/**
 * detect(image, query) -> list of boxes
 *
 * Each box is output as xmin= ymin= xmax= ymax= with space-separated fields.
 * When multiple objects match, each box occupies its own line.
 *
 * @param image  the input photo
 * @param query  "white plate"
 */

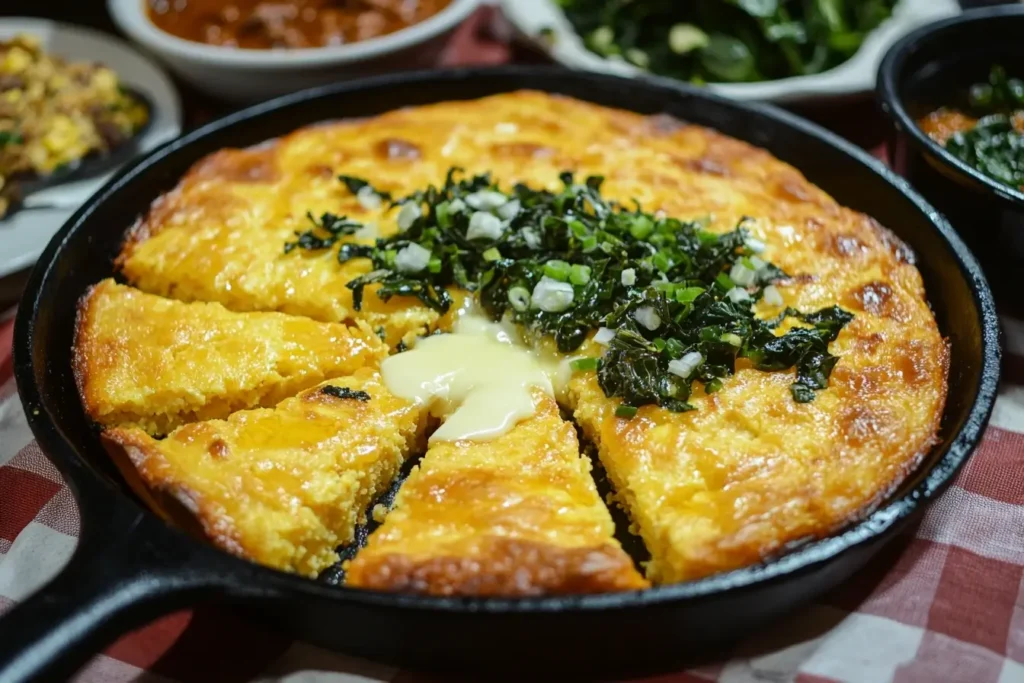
xmin=0 ymin=18 xmax=182 ymax=278
xmin=502 ymin=0 xmax=960 ymax=103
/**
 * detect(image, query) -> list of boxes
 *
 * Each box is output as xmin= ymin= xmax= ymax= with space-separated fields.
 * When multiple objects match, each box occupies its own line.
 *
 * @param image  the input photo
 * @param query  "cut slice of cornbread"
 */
xmin=566 ymin=313 xmax=946 ymax=584
xmin=103 ymin=371 xmax=428 ymax=577
xmin=74 ymin=279 xmax=387 ymax=435
xmin=345 ymin=392 xmax=647 ymax=595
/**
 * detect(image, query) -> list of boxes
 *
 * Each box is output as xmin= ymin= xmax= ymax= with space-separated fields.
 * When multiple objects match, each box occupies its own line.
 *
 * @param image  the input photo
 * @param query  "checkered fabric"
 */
xmin=1 ymin=306 xmax=1023 ymax=683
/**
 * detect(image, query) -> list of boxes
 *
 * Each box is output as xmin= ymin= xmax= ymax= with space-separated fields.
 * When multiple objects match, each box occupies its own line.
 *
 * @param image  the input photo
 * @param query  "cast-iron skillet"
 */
xmin=2 ymin=67 xmax=1001 ymax=682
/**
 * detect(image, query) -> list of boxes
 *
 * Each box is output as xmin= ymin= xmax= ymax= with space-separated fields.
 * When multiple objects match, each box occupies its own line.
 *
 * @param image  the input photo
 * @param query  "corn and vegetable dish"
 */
xmin=0 ymin=34 xmax=148 ymax=217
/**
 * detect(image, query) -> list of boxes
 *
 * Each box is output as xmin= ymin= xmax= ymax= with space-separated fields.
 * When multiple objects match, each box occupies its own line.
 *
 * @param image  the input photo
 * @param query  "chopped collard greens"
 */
xmin=285 ymin=168 xmax=853 ymax=414
xmin=320 ymin=386 xmax=371 ymax=401
xmin=553 ymin=0 xmax=899 ymax=84
xmin=943 ymin=66 xmax=1024 ymax=192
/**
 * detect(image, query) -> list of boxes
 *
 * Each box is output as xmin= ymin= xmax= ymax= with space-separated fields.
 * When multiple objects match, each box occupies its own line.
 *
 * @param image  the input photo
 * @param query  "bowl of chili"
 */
xmin=878 ymin=4 xmax=1024 ymax=316
xmin=108 ymin=0 xmax=480 ymax=102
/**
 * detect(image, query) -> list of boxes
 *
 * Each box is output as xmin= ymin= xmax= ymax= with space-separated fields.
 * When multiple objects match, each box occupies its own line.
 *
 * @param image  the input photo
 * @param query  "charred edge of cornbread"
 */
xmin=345 ymin=537 xmax=649 ymax=596
xmin=100 ymin=429 xmax=212 ymax=542
xmin=72 ymin=280 xmax=105 ymax=422
xmin=101 ymin=427 xmax=253 ymax=560
xmin=101 ymin=375 xmax=428 ymax=577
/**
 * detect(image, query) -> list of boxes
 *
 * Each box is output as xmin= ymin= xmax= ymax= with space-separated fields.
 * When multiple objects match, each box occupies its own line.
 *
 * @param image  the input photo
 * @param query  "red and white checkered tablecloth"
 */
xmin=1 ymin=313 xmax=1024 ymax=683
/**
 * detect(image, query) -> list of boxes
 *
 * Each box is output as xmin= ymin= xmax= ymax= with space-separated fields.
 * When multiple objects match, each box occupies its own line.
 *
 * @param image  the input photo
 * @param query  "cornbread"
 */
xmin=74 ymin=279 xmax=387 ymax=435
xmin=103 ymin=371 xmax=427 ymax=576
xmin=77 ymin=91 xmax=948 ymax=590
xmin=346 ymin=393 xmax=647 ymax=594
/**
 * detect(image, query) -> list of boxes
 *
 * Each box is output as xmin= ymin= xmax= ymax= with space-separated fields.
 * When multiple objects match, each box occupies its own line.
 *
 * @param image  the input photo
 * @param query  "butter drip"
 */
xmin=380 ymin=313 xmax=569 ymax=443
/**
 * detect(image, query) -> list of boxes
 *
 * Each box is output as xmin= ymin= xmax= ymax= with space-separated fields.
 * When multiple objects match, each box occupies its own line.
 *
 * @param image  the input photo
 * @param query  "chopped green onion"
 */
xmin=653 ymin=338 xmax=667 ymax=352
xmin=590 ymin=26 xmax=615 ymax=53
xmin=615 ymin=404 xmax=638 ymax=418
xmin=698 ymin=230 xmax=719 ymax=245
xmin=715 ymin=272 xmax=735 ymax=290
xmin=699 ymin=328 xmax=720 ymax=342
xmin=669 ymin=23 xmax=710 ymax=55
xmin=436 ymin=201 xmax=452 ymax=228
xmin=508 ymin=286 xmax=530 ymax=312
xmin=570 ymin=220 xmax=589 ymax=237
xmin=570 ymin=357 xmax=600 ymax=372
xmin=581 ymin=235 xmax=599 ymax=252
xmin=720 ymin=332 xmax=743 ymax=347
xmin=544 ymin=259 xmax=571 ymax=281
xmin=630 ymin=216 xmax=654 ymax=240
xmin=626 ymin=48 xmax=650 ymax=69
xmin=569 ymin=264 xmax=592 ymax=285
xmin=654 ymin=280 xmax=677 ymax=293
xmin=652 ymin=251 xmax=673 ymax=273
xmin=483 ymin=247 xmax=502 ymax=262
xmin=705 ymin=378 xmax=724 ymax=394
xmin=427 ymin=257 xmax=442 ymax=274
xmin=665 ymin=338 xmax=685 ymax=358
xmin=675 ymin=286 xmax=704 ymax=304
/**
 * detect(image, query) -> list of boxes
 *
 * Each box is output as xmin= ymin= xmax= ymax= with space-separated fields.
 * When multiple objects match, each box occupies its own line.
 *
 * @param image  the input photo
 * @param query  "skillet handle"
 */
xmin=0 ymin=495 xmax=233 ymax=683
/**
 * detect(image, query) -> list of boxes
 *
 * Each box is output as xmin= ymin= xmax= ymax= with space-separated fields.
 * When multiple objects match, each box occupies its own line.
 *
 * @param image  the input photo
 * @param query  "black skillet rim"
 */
xmin=14 ymin=65 xmax=1002 ymax=614
xmin=877 ymin=4 xmax=1024 ymax=208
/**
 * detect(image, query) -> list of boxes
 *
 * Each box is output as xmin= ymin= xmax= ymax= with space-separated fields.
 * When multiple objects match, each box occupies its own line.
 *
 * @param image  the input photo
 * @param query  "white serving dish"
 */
xmin=0 ymin=18 xmax=181 ymax=279
xmin=501 ymin=0 xmax=961 ymax=103
xmin=108 ymin=0 xmax=481 ymax=102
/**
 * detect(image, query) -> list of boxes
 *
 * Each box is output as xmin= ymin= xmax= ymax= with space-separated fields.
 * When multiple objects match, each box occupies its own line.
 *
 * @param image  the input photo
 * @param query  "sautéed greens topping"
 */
xmin=943 ymin=66 xmax=1024 ymax=191
xmin=284 ymin=168 xmax=853 ymax=413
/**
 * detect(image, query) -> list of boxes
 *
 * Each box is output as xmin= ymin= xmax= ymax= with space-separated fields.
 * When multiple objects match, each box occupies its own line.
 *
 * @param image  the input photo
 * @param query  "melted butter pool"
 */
xmin=381 ymin=312 xmax=572 ymax=443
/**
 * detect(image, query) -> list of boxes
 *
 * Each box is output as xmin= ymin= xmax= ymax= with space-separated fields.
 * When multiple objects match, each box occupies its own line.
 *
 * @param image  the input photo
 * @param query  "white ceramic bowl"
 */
xmin=108 ymin=0 xmax=481 ymax=102
xmin=502 ymin=0 xmax=960 ymax=103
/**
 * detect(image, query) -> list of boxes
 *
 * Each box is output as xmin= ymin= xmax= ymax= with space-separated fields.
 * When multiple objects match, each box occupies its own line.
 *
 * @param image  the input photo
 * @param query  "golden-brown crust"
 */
xmin=103 ymin=371 xmax=428 ymax=577
xmin=73 ymin=278 xmax=388 ymax=434
xmin=346 ymin=393 xmax=648 ymax=594
xmin=347 ymin=538 xmax=646 ymax=596
xmin=72 ymin=280 xmax=103 ymax=422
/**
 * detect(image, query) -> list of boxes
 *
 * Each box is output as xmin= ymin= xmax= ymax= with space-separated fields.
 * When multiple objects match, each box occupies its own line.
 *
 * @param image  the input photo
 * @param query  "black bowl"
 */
xmin=878 ymin=5 xmax=1024 ymax=317
xmin=1 ymin=67 xmax=1002 ymax=682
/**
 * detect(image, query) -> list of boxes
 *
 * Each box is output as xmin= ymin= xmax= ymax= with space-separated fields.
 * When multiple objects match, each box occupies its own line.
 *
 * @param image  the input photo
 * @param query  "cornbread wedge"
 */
xmin=103 ymin=371 xmax=427 ymax=577
xmin=565 ymin=195 xmax=948 ymax=584
xmin=346 ymin=393 xmax=647 ymax=595
xmin=74 ymin=279 xmax=387 ymax=435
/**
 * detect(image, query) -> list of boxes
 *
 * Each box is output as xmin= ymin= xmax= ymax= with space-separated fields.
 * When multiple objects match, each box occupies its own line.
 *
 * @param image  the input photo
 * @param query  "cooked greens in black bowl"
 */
xmin=878 ymin=5 xmax=1024 ymax=316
